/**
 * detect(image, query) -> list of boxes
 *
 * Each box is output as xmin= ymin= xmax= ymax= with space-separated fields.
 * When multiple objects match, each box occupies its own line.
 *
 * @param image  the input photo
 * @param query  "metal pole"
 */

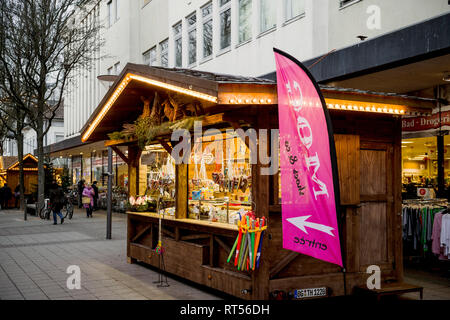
xmin=24 ymin=198 xmax=27 ymax=221
xmin=106 ymin=147 xmax=113 ymax=239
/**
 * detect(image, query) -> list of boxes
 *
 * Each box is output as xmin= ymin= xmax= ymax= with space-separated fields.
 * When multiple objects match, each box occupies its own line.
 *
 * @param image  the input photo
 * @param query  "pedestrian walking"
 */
xmin=14 ymin=184 xmax=20 ymax=209
xmin=82 ymin=183 xmax=95 ymax=218
xmin=77 ymin=179 xmax=85 ymax=208
xmin=49 ymin=181 xmax=65 ymax=225
xmin=92 ymin=181 xmax=99 ymax=211
xmin=1 ymin=184 xmax=12 ymax=210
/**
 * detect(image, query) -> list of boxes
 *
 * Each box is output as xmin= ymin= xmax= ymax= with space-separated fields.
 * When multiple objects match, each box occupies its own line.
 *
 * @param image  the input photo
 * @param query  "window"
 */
xmin=115 ymin=0 xmax=120 ymax=21
xmin=160 ymin=39 xmax=169 ymax=67
xmin=114 ymin=62 xmax=121 ymax=75
xmin=260 ymin=0 xmax=276 ymax=33
xmin=219 ymin=0 xmax=231 ymax=50
xmin=55 ymin=134 xmax=64 ymax=143
xmin=173 ymin=22 xmax=182 ymax=67
xmin=339 ymin=0 xmax=361 ymax=8
xmin=143 ymin=47 xmax=157 ymax=66
xmin=107 ymin=0 xmax=120 ymax=27
xmin=285 ymin=0 xmax=305 ymax=21
xmin=187 ymin=13 xmax=197 ymax=65
xmin=238 ymin=0 xmax=252 ymax=44
xmin=107 ymin=0 xmax=113 ymax=27
xmin=202 ymin=2 xmax=213 ymax=59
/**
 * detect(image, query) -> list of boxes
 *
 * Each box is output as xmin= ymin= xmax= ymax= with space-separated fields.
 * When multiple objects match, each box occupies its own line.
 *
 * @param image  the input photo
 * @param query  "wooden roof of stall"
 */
xmin=6 ymin=154 xmax=38 ymax=171
xmin=81 ymin=63 xmax=435 ymax=143
xmin=81 ymin=63 xmax=277 ymax=143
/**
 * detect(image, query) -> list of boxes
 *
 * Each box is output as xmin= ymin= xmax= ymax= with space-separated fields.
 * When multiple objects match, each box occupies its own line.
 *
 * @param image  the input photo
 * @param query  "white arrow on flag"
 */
xmin=286 ymin=215 xmax=335 ymax=237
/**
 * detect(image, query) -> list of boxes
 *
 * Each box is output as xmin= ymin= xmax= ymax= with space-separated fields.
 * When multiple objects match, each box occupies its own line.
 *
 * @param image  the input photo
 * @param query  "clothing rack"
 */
xmin=402 ymin=200 xmax=450 ymax=263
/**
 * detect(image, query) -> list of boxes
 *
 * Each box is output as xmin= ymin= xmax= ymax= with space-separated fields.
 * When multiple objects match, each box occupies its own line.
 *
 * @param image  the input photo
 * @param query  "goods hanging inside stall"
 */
xmin=80 ymin=63 xmax=433 ymax=299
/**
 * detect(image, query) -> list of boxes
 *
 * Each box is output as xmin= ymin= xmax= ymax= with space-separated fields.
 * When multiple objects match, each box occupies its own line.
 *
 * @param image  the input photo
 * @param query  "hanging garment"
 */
xmin=441 ymin=214 xmax=450 ymax=258
xmin=431 ymin=212 xmax=447 ymax=260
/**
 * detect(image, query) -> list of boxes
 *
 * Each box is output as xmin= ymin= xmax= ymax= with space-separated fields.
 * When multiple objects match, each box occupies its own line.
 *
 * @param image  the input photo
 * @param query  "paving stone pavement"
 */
xmin=0 ymin=208 xmax=221 ymax=300
xmin=1 ymin=208 xmax=449 ymax=301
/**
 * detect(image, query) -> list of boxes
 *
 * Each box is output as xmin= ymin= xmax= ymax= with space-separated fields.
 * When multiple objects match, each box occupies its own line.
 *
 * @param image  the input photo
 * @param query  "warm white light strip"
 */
xmin=229 ymin=98 xmax=273 ymax=104
xmin=129 ymin=74 xmax=218 ymax=103
xmin=327 ymin=103 xmax=406 ymax=115
xmin=82 ymin=73 xmax=218 ymax=142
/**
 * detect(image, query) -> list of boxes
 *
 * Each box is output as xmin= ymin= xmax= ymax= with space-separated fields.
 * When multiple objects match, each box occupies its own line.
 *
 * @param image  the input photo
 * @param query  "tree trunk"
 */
xmin=16 ymin=133 xmax=25 ymax=212
xmin=36 ymin=119 xmax=45 ymax=214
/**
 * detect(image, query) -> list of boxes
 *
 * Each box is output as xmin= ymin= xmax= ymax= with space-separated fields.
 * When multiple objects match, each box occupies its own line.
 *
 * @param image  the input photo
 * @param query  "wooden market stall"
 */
xmin=5 ymin=154 xmax=38 ymax=204
xmin=81 ymin=64 xmax=434 ymax=300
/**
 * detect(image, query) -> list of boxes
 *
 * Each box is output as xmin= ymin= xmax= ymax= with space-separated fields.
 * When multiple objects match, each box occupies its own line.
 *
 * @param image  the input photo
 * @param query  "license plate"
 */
xmin=294 ymin=287 xmax=327 ymax=299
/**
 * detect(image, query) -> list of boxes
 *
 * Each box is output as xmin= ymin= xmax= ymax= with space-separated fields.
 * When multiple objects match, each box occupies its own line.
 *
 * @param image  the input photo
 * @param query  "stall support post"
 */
xmin=250 ymin=115 xmax=271 ymax=300
xmin=128 ymin=145 xmax=141 ymax=197
xmin=107 ymin=147 xmax=113 ymax=240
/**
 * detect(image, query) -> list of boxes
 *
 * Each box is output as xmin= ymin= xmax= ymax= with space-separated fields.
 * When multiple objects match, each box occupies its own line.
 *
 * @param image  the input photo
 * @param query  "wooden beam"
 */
xmin=131 ymin=225 xmax=152 ymax=242
xmin=159 ymin=140 xmax=173 ymax=155
xmin=214 ymin=236 xmax=231 ymax=253
xmin=162 ymin=227 xmax=175 ymax=238
xmin=111 ymin=146 xmax=129 ymax=164
xmin=105 ymin=138 xmax=137 ymax=147
xmin=269 ymin=252 xmax=300 ymax=279
xmin=210 ymin=235 xmax=215 ymax=266
xmin=180 ymin=234 xmax=211 ymax=241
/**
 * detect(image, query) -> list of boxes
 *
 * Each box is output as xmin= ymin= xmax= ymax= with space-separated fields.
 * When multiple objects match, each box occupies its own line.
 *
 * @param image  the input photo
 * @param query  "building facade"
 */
xmin=64 ymin=0 xmax=450 ymax=140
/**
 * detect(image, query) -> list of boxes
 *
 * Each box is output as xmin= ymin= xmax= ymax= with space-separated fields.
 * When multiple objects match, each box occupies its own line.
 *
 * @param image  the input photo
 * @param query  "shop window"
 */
xmin=188 ymin=132 xmax=252 ymax=225
xmin=238 ymin=0 xmax=252 ymax=44
xmin=160 ymin=39 xmax=169 ymax=67
xmin=284 ymin=0 xmax=305 ymax=22
xmin=260 ymin=0 xmax=276 ymax=33
xmin=173 ymin=22 xmax=182 ymax=67
xmin=72 ymin=155 xmax=82 ymax=185
xmin=202 ymin=2 xmax=213 ymax=59
xmin=127 ymin=145 xmax=176 ymax=216
xmin=219 ymin=0 xmax=231 ymax=50
xmin=186 ymin=12 xmax=197 ymax=65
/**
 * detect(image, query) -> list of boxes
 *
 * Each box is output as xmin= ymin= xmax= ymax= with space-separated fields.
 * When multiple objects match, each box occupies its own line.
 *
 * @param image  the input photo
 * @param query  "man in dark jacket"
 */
xmin=92 ymin=181 xmax=99 ymax=211
xmin=49 ymin=181 xmax=65 ymax=225
xmin=77 ymin=179 xmax=85 ymax=208
xmin=1 ymin=184 xmax=12 ymax=209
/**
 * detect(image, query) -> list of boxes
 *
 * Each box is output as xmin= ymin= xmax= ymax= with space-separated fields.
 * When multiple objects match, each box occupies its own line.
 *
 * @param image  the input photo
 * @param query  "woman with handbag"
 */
xmin=82 ymin=183 xmax=95 ymax=218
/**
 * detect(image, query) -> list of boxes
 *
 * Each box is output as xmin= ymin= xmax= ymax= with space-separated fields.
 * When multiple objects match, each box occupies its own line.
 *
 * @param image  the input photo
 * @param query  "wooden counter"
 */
xmin=127 ymin=211 xmax=238 ymax=231
xmin=127 ymin=211 xmax=253 ymax=299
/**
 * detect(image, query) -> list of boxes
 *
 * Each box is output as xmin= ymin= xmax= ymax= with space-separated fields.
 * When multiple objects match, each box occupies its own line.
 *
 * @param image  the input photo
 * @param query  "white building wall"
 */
xmin=328 ymin=0 xmax=450 ymax=51
xmin=61 ymin=0 xmax=450 ymax=139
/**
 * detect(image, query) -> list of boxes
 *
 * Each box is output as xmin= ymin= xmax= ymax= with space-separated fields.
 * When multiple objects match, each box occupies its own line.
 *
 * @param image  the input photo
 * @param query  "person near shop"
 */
xmin=82 ymin=183 xmax=95 ymax=218
xmin=49 ymin=181 xmax=65 ymax=225
xmin=77 ymin=179 xmax=85 ymax=208
xmin=1 ymin=184 xmax=12 ymax=210
xmin=14 ymin=184 xmax=20 ymax=208
xmin=92 ymin=181 xmax=99 ymax=211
